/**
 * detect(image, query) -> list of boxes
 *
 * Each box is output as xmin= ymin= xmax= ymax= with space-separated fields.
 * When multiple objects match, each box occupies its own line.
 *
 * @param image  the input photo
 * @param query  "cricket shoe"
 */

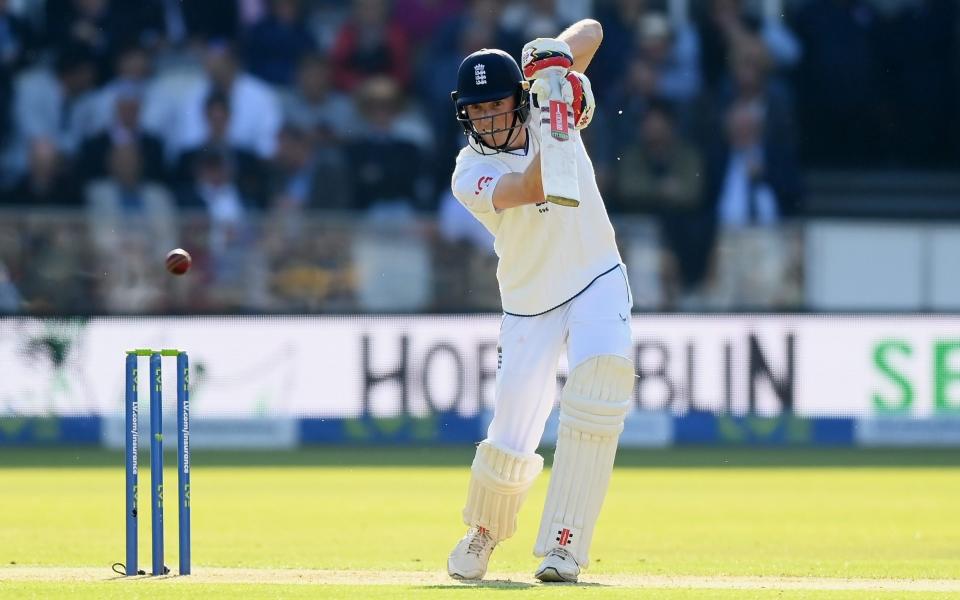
xmin=534 ymin=547 xmax=579 ymax=583
xmin=447 ymin=526 xmax=496 ymax=580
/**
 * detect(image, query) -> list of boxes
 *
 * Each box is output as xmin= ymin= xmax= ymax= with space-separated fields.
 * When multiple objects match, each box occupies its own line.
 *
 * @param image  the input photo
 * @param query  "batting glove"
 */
xmin=521 ymin=38 xmax=573 ymax=79
xmin=565 ymin=70 xmax=595 ymax=130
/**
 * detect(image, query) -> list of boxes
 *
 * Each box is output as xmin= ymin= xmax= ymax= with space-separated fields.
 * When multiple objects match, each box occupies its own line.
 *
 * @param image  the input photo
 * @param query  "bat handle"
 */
xmin=538 ymin=67 xmax=580 ymax=208
xmin=540 ymin=67 xmax=566 ymax=99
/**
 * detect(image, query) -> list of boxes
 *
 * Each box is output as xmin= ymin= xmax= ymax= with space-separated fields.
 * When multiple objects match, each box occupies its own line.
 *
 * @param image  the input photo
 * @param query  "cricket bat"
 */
xmin=538 ymin=67 xmax=580 ymax=208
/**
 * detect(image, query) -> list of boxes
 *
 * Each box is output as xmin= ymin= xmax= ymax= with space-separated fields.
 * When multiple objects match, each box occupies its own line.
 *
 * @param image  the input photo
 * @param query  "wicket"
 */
xmin=124 ymin=349 xmax=191 ymax=576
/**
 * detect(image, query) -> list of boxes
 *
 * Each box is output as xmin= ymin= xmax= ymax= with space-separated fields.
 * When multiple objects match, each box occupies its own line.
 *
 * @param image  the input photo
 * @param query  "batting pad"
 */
xmin=534 ymin=355 xmax=635 ymax=567
xmin=462 ymin=441 xmax=544 ymax=542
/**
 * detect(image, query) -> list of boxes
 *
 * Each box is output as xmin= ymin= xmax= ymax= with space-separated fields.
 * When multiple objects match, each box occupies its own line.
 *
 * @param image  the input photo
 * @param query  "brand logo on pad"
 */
xmin=555 ymin=528 xmax=573 ymax=546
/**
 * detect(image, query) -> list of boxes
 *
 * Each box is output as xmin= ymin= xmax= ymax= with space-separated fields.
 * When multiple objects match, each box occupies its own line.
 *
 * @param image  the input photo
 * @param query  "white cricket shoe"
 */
xmin=447 ymin=526 xmax=496 ymax=580
xmin=534 ymin=547 xmax=580 ymax=583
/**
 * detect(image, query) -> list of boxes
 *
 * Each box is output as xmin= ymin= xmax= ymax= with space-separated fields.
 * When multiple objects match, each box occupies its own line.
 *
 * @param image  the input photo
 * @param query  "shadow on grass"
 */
xmin=421 ymin=580 xmax=604 ymax=590
xmin=2 ymin=447 xmax=960 ymax=469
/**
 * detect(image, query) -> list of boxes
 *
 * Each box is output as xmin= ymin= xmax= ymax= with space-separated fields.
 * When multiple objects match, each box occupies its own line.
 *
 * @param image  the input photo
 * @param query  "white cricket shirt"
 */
xmin=451 ymin=120 xmax=624 ymax=316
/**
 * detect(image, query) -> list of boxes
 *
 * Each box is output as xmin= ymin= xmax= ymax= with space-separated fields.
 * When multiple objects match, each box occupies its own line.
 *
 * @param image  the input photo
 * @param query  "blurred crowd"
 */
xmin=0 ymin=0 xmax=957 ymax=314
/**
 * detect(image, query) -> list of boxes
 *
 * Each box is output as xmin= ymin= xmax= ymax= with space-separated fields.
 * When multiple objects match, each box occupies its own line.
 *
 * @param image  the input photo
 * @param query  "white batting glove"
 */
xmin=529 ymin=70 xmax=595 ymax=131
xmin=529 ymin=76 xmax=570 ymax=109
xmin=521 ymin=38 xmax=573 ymax=80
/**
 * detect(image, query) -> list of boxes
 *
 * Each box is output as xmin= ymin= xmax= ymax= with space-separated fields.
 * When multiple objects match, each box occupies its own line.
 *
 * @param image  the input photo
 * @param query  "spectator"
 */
xmin=714 ymin=39 xmax=796 ymax=152
xmin=86 ymin=142 xmax=177 ymax=253
xmin=0 ymin=0 xmax=37 ymax=146
xmin=81 ymin=43 xmax=156 ymax=138
xmin=635 ymin=12 xmax=702 ymax=134
xmin=502 ymin=0 xmax=570 ymax=41
xmin=556 ymin=0 xmax=592 ymax=24
xmin=637 ymin=13 xmax=701 ymax=107
xmin=344 ymin=76 xmax=431 ymax=216
xmin=238 ymin=0 xmax=268 ymax=29
xmin=268 ymin=123 xmax=351 ymax=213
xmin=281 ymin=53 xmax=361 ymax=141
xmin=792 ymin=0 xmax=886 ymax=165
xmin=705 ymin=97 xmax=803 ymax=310
xmin=0 ymin=0 xmax=35 ymax=73
xmin=394 ymin=0 xmax=463 ymax=47
xmin=159 ymin=41 xmax=281 ymax=159
xmin=3 ymin=45 xmax=97 ymax=181
xmin=4 ymin=139 xmax=78 ymax=206
xmin=180 ymin=148 xmax=259 ymax=286
xmin=616 ymin=102 xmax=703 ymax=215
xmin=86 ymin=142 xmax=177 ymax=312
xmin=43 ymin=0 xmax=113 ymax=60
xmin=346 ymin=50 xmax=432 ymax=150
xmin=120 ymin=0 xmax=217 ymax=49
xmin=331 ymin=0 xmax=411 ymax=91
xmin=615 ymin=102 xmax=709 ymax=295
xmin=708 ymin=100 xmax=801 ymax=228
xmin=77 ymin=83 xmax=167 ymax=185
xmin=591 ymin=0 xmax=647 ymax=98
xmin=242 ymin=0 xmax=316 ymax=86
xmin=697 ymin=0 xmax=801 ymax=92
xmin=431 ymin=0 xmax=521 ymax=62
xmin=603 ymin=53 xmax=660 ymax=156
xmin=175 ymin=91 xmax=267 ymax=203
xmin=44 ymin=0 xmax=169 ymax=58
xmin=419 ymin=15 xmax=496 ymax=111
xmin=299 ymin=0 xmax=353 ymax=51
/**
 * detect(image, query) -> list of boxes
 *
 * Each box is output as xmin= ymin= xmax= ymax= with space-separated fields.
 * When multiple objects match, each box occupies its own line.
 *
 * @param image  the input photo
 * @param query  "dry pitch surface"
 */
xmin=4 ymin=566 xmax=960 ymax=591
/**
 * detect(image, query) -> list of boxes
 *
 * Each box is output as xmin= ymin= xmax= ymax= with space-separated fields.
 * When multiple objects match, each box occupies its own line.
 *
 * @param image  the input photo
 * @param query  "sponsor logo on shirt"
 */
xmin=475 ymin=176 xmax=494 ymax=195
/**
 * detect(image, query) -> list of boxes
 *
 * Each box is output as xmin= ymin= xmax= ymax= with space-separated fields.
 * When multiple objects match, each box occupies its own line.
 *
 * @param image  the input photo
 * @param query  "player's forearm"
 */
xmin=558 ymin=19 xmax=603 ymax=73
xmin=524 ymin=151 xmax=545 ymax=202
xmin=492 ymin=155 xmax=545 ymax=210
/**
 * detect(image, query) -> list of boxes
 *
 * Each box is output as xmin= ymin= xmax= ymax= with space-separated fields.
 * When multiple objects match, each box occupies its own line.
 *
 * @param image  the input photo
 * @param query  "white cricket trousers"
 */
xmin=487 ymin=265 xmax=634 ymax=455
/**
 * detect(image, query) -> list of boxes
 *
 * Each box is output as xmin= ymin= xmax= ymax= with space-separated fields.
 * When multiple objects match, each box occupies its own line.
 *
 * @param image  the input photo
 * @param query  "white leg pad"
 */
xmin=462 ymin=440 xmax=543 ymax=542
xmin=534 ymin=355 xmax=634 ymax=567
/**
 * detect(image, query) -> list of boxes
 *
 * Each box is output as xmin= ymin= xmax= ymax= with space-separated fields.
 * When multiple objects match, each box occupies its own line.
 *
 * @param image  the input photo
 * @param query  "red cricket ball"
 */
xmin=165 ymin=248 xmax=192 ymax=275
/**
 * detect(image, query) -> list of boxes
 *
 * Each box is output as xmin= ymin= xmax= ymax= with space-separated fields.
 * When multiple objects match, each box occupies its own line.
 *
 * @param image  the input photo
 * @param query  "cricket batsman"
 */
xmin=446 ymin=20 xmax=635 ymax=583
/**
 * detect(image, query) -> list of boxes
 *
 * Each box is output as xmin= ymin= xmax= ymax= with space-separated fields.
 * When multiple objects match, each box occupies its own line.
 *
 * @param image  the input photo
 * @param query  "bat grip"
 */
xmin=544 ymin=68 xmax=565 ymax=100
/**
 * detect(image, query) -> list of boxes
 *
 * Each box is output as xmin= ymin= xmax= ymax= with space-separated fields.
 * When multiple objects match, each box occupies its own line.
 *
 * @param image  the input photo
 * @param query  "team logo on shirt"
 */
xmin=475 ymin=176 xmax=494 ymax=195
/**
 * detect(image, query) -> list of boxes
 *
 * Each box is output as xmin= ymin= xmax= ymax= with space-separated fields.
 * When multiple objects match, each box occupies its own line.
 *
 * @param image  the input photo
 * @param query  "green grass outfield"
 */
xmin=1 ymin=447 xmax=958 ymax=599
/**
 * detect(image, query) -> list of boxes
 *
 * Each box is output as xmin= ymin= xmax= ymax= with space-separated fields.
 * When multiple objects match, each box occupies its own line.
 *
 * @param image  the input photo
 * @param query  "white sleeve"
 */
xmin=762 ymin=21 xmax=802 ymax=68
xmin=254 ymin=87 xmax=282 ymax=158
xmin=451 ymin=161 xmax=510 ymax=215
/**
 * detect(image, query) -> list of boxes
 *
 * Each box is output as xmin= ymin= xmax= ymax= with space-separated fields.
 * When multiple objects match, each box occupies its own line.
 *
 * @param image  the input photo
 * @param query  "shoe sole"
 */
xmin=535 ymin=566 xmax=578 ymax=583
xmin=448 ymin=570 xmax=485 ymax=581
